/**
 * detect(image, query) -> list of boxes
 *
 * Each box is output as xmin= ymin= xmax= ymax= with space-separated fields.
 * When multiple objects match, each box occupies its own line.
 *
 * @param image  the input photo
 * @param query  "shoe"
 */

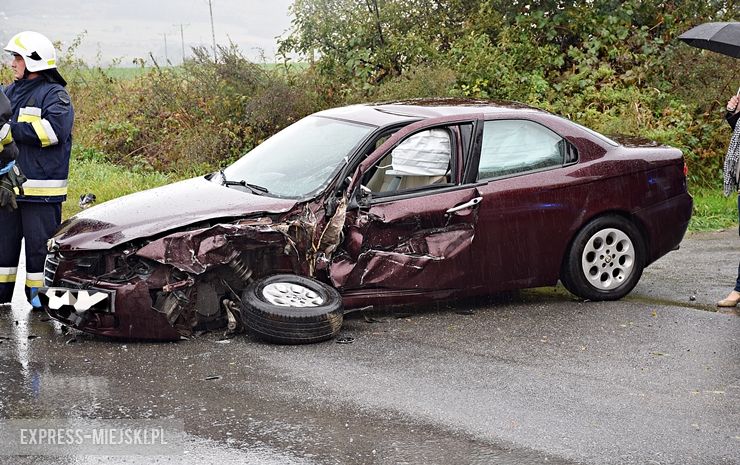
xmin=717 ymin=292 xmax=740 ymax=307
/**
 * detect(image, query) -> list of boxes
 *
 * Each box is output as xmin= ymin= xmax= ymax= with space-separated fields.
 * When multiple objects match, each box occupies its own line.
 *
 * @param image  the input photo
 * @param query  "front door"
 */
xmin=330 ymin=121 xmax=483 ymax=294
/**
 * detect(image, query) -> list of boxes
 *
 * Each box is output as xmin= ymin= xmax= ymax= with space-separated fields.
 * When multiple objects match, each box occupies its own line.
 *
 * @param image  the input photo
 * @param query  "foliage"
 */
xmin=58 ymin=42 xmax=320 ymax=173
xmin=688 ymin=188 xmax=738 ymax=232
xmin=280 ymin=0 xmax=739 ymax=186
xmin=372 ymin=65 xmax=457 ymax=101
xmin=280 ymin=0 xmax=480 ymax=97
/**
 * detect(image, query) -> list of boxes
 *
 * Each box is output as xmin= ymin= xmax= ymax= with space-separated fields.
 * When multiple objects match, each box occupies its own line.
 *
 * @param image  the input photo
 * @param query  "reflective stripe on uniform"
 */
xmin=14 ymin=178 xmax=68 ymax=197
xmin=0 ymin=267 xmax=18 ymax=283
xmin=31 ymin=119 xmax=58 ymax=147
xmin=18 ymin=107 xmax=58 ymax=147
xmin=25 ymin=272 xmax=44 ymax=288
xmin=0 ymin=124 xmax=11 ymax=146
xmin=18 ymin=106 xmax=41 ymax=123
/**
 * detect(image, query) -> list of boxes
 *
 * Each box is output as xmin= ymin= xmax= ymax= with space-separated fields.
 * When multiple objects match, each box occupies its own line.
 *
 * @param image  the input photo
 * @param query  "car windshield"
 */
xmin=222 ymin=116 xmax=376 ymax=198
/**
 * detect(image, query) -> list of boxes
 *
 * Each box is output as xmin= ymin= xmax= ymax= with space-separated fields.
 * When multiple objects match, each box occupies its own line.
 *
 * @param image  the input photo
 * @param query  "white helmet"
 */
xmin=4 ymin=31 xmax=57 ymax=72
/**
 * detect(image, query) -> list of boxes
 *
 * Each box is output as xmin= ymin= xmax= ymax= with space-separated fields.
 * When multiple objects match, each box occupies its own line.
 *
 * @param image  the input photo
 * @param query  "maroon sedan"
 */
xmin=39 ymin=100 xmax=692 ymax=343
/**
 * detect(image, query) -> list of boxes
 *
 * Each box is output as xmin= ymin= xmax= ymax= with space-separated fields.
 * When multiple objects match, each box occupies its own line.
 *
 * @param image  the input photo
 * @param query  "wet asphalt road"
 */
xmin=0 ymin=231 xmax=738 ymax=465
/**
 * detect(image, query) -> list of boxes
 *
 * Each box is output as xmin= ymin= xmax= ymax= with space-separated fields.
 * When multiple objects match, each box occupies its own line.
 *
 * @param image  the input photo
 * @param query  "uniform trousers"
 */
xmin=0 ymin=201 xmax=61 ymax=304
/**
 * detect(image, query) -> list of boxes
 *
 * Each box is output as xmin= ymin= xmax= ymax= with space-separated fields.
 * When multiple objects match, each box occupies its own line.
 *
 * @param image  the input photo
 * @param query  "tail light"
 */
xmin=683 ymin=162 xmax=688 ymax=177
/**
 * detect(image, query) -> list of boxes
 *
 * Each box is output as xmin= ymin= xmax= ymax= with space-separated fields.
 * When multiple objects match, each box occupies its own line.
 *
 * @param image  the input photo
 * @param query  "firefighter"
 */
xmin=0 ymin=31 xmax=74 ymax=307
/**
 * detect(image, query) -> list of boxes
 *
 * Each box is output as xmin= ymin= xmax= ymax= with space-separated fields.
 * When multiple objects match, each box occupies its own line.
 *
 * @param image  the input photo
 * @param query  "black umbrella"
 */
xmin=678 ymin=22 xmax=740 ymax=59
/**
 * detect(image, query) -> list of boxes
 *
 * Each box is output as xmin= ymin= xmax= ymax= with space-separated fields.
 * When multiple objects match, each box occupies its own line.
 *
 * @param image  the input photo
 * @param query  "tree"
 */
xmin=279 ymin=0 xmax=480 ymax=94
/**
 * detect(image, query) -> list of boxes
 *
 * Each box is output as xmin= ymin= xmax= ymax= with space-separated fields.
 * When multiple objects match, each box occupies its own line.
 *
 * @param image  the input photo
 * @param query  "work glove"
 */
xmin=0 ymin=142 xmax=17 ymax=165
xmin=0 ymin=161 xmax=27 ymax=211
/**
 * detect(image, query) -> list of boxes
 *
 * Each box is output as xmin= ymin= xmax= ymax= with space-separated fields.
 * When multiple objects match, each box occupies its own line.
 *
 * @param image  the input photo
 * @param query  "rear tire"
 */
xmin=561 ymin=215 xmax=645 ymax=301
xmin=241 ymin=274 xmax=343 ymax=344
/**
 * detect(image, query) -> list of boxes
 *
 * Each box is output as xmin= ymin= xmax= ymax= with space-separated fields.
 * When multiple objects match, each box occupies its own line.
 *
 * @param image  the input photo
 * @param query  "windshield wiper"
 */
xmin=223 ymin=178 xmax=269 ymax=195
xmin=215 ymin=170 xmax=269 ymax=195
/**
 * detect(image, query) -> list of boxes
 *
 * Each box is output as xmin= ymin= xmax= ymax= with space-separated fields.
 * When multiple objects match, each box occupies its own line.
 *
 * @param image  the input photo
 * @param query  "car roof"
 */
xmin=313 ymin=98 xmax=548 ymax=127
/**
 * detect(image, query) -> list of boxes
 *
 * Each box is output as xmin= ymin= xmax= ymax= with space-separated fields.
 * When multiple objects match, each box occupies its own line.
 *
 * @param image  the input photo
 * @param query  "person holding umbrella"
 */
xmin=679 ymin=22 xmax=740 ymax=307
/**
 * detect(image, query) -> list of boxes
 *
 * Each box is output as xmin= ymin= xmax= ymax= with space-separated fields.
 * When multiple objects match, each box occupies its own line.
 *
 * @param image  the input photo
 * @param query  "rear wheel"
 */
xmin=561 ymin=215 xmax=645 ymax=301
xmin=241 ymin=274 xmax=343 ymax=344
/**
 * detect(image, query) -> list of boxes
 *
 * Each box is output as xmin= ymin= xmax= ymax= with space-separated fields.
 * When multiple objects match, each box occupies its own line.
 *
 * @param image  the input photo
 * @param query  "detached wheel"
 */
xmin=241 ymin=274 xmax=343 ymax=344
xmin=561 ymin=215 xmax=645 ymax=301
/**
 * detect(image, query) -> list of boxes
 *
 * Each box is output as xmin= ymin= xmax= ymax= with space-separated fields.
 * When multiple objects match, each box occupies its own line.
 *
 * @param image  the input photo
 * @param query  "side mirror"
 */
xmin=325 ymin=195 xmax=337 ymax=217
xmin=348 ymin=183 xmax=372 ymax=210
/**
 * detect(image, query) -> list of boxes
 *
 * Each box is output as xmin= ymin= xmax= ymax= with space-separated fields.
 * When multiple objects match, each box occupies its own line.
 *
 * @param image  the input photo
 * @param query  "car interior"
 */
xmin=364 ymin=129 xmax=453 ymax=194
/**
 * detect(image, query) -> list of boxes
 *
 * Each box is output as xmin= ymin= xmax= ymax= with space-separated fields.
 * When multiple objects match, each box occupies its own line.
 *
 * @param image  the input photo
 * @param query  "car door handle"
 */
xmin=446 ymin=196 xmax=482 ymax=214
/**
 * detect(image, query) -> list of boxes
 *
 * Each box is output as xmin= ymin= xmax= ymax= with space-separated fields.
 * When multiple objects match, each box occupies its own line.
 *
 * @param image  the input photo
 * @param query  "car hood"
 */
xmin=54 ymin=176 xmax=298 ymax=250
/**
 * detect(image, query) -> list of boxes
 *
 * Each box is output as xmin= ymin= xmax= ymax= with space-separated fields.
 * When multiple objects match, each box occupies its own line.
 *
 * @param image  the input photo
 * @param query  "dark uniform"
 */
xmin=0 ymin=76 xmax=74 ymax=305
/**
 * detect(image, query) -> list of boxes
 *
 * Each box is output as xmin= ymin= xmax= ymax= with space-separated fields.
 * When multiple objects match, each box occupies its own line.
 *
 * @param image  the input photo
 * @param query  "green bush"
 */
xmin=61 ymin=43 xmax=321 ymax=174
xmin=280 ymin=0 xmax=737 ymax=188
xmin=372 ymin=65 xmax=458 ymax=101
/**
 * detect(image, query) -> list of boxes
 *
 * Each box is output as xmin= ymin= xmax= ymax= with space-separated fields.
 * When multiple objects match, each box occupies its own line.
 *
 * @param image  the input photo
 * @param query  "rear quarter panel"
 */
xmin=541 ymin=113 xmax=691 ymax=264
xmin=558 ymin=143 xmax=691 ymax=268
xmin=472 ymin=112 xmax=691 ymax=291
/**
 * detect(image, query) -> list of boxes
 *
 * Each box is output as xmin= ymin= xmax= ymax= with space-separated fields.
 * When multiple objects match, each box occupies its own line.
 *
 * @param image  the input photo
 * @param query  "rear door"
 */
xmin=464 ymin=118 xmax=585 ymax=291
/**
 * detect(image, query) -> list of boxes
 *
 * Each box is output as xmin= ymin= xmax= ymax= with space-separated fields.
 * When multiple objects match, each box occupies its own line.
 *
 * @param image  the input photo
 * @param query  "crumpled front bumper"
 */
xmin=38 ymin=286 xmax=115 ymax=326
xmin=37 ymin=280 xmax=181 ymax=341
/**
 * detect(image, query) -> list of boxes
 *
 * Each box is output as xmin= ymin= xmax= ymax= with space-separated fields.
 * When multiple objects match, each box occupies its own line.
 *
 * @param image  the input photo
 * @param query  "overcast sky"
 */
xmin=1 ymin=0 xmax=296 ymax=66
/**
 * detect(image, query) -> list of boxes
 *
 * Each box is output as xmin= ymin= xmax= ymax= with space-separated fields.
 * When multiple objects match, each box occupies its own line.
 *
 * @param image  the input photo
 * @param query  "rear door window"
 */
xmin=477 ymin=120 xmax=574 ymax=180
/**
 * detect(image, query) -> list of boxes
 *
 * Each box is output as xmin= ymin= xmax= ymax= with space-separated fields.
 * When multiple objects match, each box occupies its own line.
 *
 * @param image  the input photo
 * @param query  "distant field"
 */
xmin=69 ymin=62 xmax=308 ymax=81
xmin=99 ymin=67 xmax=149 ymax=79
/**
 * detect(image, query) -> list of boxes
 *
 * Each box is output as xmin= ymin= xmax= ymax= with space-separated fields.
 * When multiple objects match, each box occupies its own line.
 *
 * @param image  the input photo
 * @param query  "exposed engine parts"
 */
xmin=227 ymin=255 xmax=253 ymax=283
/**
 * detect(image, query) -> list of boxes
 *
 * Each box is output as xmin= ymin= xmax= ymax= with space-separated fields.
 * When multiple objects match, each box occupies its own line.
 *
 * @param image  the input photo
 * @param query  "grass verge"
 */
xmin=64 ymin=153 xmax=181 ymax=219
xmin=688 ymin=187 xmax=738 ymax=233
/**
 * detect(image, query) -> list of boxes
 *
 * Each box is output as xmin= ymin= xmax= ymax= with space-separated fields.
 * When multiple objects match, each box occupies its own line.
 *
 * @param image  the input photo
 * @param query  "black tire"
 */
xmin=561 ymin=215 xmax=645 ymax=301
xmin=240 ymin=274 xmax=343 ymax=344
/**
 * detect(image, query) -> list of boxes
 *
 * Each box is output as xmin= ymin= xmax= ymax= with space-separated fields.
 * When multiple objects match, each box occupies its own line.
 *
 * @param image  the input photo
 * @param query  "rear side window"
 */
xmin=477 ymin=120 xmax=575 ymax=180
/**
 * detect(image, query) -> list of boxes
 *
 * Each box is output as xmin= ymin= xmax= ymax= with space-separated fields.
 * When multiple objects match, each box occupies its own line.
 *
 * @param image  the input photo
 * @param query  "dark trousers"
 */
xmin=0 ymin=202 xmax=62 ymax=304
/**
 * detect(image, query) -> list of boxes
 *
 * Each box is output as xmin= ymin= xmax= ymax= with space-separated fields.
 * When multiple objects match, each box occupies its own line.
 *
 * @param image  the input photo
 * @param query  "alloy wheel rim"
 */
xmin=581 ymin=228 xmax=635 ymax=291
xmin=262 ymin=283 xmax=324 ymax=307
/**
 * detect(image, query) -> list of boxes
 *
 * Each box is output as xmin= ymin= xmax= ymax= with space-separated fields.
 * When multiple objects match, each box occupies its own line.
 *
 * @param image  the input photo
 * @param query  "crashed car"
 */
xmin=39 ymin=99 xmax=692 ymax=343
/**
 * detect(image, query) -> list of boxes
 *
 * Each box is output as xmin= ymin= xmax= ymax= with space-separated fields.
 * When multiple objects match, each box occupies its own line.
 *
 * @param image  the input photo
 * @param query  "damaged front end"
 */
xmin=40 ymin=216 xmax=296 ymax=340
xmin=39 ymin=198 xmax=348 ymax=341
xmin=39 ymin=244 xmax=178 ymax=339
